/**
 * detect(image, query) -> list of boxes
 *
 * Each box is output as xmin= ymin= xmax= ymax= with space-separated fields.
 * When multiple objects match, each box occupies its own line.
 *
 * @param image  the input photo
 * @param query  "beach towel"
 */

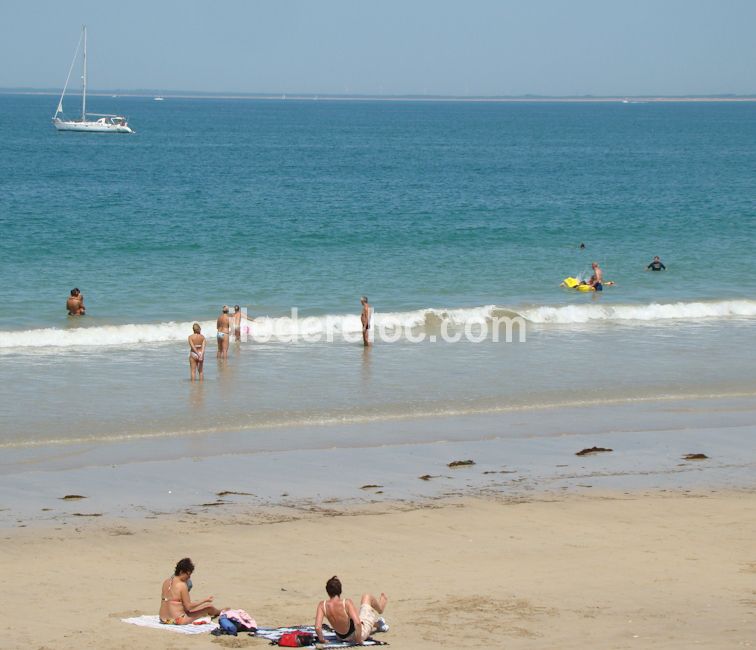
xmin=253 ymin=625 xmax=388 ymax=647
xmin=122 ymin=614 xmax=218 ymax=634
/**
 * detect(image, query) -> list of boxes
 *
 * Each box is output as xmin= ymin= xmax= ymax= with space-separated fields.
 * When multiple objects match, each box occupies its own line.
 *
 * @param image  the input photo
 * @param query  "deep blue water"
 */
xmin=1 ymin=94 xmax=755 ymax=331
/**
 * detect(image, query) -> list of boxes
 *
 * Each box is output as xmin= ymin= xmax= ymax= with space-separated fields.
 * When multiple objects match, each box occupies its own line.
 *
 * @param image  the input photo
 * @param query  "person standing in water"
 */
xmin=360 ymin=296 xmax=373 ymax=347
xmin=188 ymin=323 xmax=206 ymax=381
xmin=232 ymin=305 xmax=252 ymax=341
xmin=66 ymin=288 xmax=85 ymax=315
xmin=216 ymin=306 xmax=231 ymax=358
xmin=646 ymin=256 xmax=666 ymax=271
xmin=588 ymin=262 xmax=604 ymax=291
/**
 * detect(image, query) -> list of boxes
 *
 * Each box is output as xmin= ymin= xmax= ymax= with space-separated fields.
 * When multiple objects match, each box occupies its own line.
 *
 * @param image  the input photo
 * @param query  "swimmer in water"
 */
xmin=646 ymin=256 xmax=666 ymax=271
xmin=588 ymin=262 xmax=604 ymax=291
xmin=66 ymin=288 xmax=85 ymax=315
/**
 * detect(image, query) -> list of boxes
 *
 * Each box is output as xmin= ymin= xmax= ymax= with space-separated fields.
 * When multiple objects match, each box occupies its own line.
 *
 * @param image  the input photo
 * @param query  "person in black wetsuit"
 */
xmin=646 ymin=256 xmax=666 ymax=271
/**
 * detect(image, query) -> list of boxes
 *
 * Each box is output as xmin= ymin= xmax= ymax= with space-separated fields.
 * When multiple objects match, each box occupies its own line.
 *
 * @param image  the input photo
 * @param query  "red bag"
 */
xmin=277 ymin=631 xmax=315 ymax=647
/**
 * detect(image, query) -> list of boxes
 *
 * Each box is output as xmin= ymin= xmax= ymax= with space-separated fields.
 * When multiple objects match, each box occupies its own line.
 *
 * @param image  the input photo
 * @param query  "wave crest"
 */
xmin=519 ymin=299 xmax=756 ymax=324
xmin=0 ymin=299 xmax=754 ymax=350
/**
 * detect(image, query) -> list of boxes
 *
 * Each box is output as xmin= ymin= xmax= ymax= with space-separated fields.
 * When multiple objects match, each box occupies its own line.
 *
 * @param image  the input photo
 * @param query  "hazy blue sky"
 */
xmin=1 ymin=0 xmax=754 ymax=95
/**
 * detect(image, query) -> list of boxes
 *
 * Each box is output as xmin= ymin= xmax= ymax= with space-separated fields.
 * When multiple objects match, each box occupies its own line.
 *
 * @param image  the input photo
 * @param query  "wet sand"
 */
xmin=2 ymin=490 xmax=755 ymax=649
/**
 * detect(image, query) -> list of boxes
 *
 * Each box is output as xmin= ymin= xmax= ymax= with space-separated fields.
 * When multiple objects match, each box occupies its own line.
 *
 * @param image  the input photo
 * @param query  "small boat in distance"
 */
xmin=154 ymin=97 xmax=164 ymax=101
xmin=53 ymin=26 xmax=133 ymax=133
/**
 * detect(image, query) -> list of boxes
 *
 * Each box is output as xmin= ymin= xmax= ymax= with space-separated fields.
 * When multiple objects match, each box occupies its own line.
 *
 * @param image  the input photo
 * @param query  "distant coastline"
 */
xmin=2 ymin=87 xmax=756 ymax=103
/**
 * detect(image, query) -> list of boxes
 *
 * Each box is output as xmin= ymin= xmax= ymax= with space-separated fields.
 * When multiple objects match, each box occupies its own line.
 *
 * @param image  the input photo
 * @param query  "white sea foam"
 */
xmin=0 ymin=300 xmax=754 ymax=349
xmin=519 ymin=299 xmax=756 ymax=324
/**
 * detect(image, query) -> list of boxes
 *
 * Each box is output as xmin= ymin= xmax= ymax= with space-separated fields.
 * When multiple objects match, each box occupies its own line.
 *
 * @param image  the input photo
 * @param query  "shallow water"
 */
xmin=0 ymin=95 xmax=754 ymax=450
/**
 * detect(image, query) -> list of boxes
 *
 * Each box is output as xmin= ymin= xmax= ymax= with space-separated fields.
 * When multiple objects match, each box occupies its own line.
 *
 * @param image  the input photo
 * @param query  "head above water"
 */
xmin=326 ymin=575 xmax=342 ymax=598
xmin=174 ymin=557 xmax=194 ymax=577
xmin=654 ymin=256 xmax=660 ymax=261
xmin=192 ymin=323 xmax=201 ymax=334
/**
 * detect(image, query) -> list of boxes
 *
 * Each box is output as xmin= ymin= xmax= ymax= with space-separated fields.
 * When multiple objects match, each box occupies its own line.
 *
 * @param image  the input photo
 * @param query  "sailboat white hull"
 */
xmin=53 ymin=27 xmax=135 ymax=134
xmin=53 ymin=118 xmax=133 ymax=133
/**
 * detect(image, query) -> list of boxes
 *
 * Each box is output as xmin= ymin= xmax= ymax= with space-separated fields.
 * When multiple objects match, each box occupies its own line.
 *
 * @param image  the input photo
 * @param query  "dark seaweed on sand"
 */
xmin=575 ymin=447 xmax=613 ymax=456
xmin=448 ymin=459 xmax=476 ymax=468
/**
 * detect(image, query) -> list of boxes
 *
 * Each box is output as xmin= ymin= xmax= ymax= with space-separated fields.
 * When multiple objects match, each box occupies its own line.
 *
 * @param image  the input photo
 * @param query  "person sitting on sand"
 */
xmin=188 ymin=323 xmax=206 ymax=381
xmin=315 ymin=576 xmax=388 ymax=645
xmin=159 ymin=557 xmax=221 ymax=625
xmin=66 ymin=288 xmax=85 ymax=315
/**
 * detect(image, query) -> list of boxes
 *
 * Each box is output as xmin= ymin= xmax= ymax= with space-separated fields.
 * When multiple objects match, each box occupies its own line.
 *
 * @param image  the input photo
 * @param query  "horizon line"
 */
xmin=3 ymin=87 xmax=756 ymax=103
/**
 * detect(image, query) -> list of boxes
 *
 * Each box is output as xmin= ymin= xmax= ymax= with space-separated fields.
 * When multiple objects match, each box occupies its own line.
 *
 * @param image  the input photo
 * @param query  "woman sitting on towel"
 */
xmin=159 ymin=557 xmax=221 ymax=625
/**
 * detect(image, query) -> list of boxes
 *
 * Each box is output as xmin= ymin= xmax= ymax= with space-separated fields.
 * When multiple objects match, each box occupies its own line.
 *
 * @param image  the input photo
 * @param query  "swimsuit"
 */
xmin=161 ymin=578 xmax=191 ymax=625
xmin=325 ymin=600 xmax=356 ymax=641
xmin=594 ymin=282 xmax=603 ymax=291
xmin=217 ymin=332 xmax=226 ymax=340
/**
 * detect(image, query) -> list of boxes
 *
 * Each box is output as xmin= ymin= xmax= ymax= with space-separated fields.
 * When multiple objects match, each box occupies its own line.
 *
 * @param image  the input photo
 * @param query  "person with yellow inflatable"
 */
xmin=562 ymin=262 xmax=614 ymax=292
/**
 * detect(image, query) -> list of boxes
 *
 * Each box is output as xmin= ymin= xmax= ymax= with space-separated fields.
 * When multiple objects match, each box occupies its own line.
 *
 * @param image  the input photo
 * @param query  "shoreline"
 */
xmin=2 ymin=395 xmax=754 ymax=528
xmin=3 ymin=488 xmax=755 ymax=648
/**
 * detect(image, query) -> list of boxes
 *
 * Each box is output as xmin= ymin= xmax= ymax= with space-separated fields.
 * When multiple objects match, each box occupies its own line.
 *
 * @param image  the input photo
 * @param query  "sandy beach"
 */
xmin=3 ymin=489 xmax=754 ymax=649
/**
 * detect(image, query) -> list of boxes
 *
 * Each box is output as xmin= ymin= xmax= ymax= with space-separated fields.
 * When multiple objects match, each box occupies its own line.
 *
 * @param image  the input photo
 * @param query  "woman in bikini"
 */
xmin=188 ymin=323 xmax=206 ymax=381
xmin=159 ymin=557 xmax=221 ymax=625
xmin=315 ymin=575 xmax=388 ymax=645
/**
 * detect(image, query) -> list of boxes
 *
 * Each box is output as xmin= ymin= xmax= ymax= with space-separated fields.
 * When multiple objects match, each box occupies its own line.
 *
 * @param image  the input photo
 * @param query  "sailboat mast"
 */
xmin=81 ymin=25 xmax=87 ymax=121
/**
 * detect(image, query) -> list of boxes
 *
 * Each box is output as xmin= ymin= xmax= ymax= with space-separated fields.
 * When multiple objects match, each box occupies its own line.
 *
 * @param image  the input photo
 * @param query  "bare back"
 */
xmin=159 ymin=576 xmax=188 ymax=621
xmin=66 ymin=297 xmax=83 ymax=315
xmin=217 ymin=313 xmax=230 ymax=333
xmin=323 ymin=597 xmax=357 ymax=636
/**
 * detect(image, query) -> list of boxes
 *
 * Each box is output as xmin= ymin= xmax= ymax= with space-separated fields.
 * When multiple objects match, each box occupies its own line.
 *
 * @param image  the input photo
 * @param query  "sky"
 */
xmin=1 ymin=0 xmax=754 ymax=96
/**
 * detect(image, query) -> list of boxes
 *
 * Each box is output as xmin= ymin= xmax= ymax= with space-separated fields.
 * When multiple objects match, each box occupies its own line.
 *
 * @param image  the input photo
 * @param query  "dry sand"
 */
xmin=2 ymin=490 xmax=755 ymax=649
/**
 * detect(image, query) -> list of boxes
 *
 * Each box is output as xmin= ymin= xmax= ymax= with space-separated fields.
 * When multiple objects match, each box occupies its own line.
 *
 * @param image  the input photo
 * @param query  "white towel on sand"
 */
xmin=122 ymin=614 xmax=218 ymax=634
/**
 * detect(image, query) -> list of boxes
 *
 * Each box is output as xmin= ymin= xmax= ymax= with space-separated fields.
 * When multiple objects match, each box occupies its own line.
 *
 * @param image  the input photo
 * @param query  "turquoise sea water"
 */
xmin=0 ymin=94 xmax=755 ymax=449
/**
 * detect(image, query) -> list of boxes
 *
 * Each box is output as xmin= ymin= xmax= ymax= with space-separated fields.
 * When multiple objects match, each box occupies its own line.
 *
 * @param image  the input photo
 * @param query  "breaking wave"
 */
xmin=0 ymin=299 xmax=754 ymax=350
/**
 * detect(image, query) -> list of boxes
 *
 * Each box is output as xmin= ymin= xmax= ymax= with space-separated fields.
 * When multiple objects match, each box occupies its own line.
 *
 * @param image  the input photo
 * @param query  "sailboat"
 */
xmin=52 ymin=26 xmax=133 ymax=133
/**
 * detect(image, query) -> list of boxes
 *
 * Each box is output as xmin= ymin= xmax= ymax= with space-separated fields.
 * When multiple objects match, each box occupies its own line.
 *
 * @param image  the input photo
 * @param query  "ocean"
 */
xmin=1 ymin=93 xmax=755 ymax=453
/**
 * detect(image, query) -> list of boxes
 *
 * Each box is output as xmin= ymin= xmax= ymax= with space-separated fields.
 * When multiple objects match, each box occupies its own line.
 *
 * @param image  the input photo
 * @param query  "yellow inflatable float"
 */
xmin=562 ymin=277 xmax=613 ymax=291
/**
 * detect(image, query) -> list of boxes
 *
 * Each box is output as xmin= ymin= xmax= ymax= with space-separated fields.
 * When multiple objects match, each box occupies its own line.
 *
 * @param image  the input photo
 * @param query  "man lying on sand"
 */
xmin=159 ymin=557 xmax=222 ymax=625
xmin=315 ymin=575 xmax=388 ymax=645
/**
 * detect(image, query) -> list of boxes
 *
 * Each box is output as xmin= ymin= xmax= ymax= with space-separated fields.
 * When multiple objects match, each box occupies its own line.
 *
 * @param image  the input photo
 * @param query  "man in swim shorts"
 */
xmin=66 ymin=288 xmax=85 ymax=315
xmin=216 ymin=306 xmax=230 ymax=358
xmin=646 ymin=256 xmax=666 ymax=271
xmin=588 ymin=262 xmax=604 ymax=291
xmin=315 ymin=576 xmax=388 ymax=645
xmin=360 ymin=296 xmax=372 ymax=347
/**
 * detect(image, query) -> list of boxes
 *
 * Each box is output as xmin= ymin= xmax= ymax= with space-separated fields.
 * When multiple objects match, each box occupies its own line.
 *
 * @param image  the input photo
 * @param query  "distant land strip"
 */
xmin=3 ymin=88 xmax=756 ymax=103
